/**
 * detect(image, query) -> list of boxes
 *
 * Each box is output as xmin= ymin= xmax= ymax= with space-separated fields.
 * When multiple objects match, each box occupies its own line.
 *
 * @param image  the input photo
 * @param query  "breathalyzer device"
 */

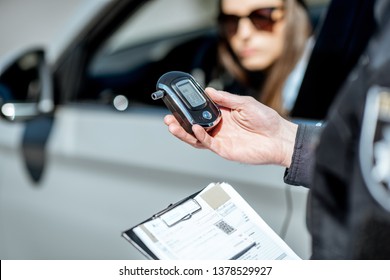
xmin=151 ymin=71 xmax=221 ymax=134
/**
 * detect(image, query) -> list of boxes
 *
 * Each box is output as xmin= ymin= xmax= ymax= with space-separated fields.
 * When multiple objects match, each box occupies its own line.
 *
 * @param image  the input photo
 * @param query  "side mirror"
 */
xmin=0 ymin=48 xmax=54 ymax=121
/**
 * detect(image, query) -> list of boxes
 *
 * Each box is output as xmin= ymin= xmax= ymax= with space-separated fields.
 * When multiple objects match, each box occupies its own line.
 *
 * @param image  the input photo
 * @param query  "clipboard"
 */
xmin=121 ymin=182 xmax=301 ymax=260
xmin=121 ymin=189 xmax=202 ymax=260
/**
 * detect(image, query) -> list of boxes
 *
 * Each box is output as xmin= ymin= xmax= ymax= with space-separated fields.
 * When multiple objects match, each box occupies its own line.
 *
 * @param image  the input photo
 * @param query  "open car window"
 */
xmin=82 ymin=0 xmax=332 ymax=112
xmin=84 ymin=0 xmax=219 ymax=105
xmin=101 ymin=0 xmax=218 ymax=55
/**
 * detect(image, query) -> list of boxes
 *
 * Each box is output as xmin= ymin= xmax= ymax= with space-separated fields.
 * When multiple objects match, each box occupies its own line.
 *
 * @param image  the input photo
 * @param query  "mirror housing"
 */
xmin=0 ymin=48 xmax=54 ymax=121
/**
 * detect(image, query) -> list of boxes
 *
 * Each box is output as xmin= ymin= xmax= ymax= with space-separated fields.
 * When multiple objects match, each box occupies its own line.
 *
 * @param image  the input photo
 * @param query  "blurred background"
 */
xmin=0 ymin=0 xmax=330 ymax=260
xmin=0 ymin=0 xmax=328 ymax=58
xmin=0 ymin=0 xmax=86 ymax=57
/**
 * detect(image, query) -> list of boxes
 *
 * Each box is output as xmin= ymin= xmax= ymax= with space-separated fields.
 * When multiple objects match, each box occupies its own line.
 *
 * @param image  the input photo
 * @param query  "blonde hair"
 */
xmin=217 ymin=0 xmax=311 ymax=116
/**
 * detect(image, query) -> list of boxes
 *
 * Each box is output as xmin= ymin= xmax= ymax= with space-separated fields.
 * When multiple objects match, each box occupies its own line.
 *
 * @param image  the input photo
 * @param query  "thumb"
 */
xmin=205 ymin=87 xmax=245 ymax=110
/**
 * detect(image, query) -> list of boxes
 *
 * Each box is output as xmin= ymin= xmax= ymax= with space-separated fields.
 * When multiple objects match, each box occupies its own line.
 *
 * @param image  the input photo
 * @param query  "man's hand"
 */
xmin=164 ymin=88 xmax=297 ymax=167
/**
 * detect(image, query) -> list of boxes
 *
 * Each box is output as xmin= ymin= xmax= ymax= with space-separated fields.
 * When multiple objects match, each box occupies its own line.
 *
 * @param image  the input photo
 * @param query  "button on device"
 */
xmin=202 ymin=110 xmax=212 ymax=120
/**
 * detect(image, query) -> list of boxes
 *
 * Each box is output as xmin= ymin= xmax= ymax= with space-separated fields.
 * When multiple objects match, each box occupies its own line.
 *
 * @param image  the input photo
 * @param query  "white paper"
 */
xmin=132 ymin=182 xmax=301 ymax=260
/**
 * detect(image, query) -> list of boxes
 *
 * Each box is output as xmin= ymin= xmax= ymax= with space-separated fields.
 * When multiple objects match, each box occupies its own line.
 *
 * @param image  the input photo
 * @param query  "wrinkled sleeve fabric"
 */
xmin=284 ymin=124 xmax=322 ymax=188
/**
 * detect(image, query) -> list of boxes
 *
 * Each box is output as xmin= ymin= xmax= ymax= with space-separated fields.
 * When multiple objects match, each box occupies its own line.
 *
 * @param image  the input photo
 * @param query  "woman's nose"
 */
xmin=235 ymin=17 xmax=255 ymax=39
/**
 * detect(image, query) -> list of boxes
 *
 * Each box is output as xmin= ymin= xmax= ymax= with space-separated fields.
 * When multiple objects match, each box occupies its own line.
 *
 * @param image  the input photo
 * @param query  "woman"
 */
xmin=212 ymin=0 xmax=312 ymax=116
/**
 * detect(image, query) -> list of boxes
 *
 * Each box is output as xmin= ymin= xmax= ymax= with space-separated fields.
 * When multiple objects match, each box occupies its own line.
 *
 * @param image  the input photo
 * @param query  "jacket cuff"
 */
xmin=284 ymin=124 xmax=321 ymax=187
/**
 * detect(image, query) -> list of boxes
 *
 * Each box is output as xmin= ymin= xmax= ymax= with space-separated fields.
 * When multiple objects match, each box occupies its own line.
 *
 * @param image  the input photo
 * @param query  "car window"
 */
xmin=84 ymin=0 xmax=219 ymax=107
xmin=102 ymin=0 xmax=218 ymax=55
xmin=89 ymin=0 xmax=218 ymax=74
xmin=83 ymin=0 xmax=331 ymax=110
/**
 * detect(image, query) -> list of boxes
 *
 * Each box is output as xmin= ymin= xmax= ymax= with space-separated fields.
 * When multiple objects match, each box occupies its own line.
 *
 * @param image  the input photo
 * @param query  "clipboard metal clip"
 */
xmin=154 ymin=199 xmax=202 ymax=227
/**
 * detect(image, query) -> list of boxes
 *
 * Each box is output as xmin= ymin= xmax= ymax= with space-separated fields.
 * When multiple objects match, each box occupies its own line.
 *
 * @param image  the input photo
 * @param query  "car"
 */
xmin=0 ymin=0 xmax=331 ymax=259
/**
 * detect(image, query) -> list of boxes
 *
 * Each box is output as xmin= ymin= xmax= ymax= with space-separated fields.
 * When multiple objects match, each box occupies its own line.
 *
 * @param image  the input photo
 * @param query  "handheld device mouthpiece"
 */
xmin=151 ymin=90 xmax=165 ymax=100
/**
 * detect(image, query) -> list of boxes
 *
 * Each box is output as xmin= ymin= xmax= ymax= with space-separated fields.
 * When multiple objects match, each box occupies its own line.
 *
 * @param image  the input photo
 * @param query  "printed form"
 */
xmin=132 ymin=182 xmax=301 ymax=260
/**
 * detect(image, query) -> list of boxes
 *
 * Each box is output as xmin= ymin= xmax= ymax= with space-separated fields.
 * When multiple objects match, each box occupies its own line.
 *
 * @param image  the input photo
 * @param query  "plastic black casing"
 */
xmin=154 ymin=71 xmax=221 ymax=134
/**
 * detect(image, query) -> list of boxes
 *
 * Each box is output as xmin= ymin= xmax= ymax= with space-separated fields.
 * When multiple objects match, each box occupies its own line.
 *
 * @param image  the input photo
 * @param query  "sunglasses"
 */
xmin=218 ymin=7 xmax=284 ymax=35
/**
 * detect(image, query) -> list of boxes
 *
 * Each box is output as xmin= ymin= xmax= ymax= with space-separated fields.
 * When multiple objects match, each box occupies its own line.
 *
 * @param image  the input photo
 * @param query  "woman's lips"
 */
xmin=239 ymin=48 xmax=257 ymax=58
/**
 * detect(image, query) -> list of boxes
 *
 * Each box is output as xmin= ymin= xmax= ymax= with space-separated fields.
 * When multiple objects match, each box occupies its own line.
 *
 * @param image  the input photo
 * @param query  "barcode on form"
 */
xmin=215 ymin=220 xmax=236 ymax=235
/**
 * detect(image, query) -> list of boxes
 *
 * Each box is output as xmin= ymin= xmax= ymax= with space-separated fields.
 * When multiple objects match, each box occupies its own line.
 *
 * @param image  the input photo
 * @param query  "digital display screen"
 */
xmin=176 ymin=79 xmax=206 ymax=108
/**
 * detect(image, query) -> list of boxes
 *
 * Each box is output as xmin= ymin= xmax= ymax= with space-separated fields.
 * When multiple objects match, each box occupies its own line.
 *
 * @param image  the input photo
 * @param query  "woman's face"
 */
xmin=220 ymin=0 xmax=286 ymax=71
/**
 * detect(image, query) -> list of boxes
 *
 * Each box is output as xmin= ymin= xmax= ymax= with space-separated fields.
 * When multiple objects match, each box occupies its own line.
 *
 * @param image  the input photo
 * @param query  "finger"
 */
xmin=205 ymin=87 xmax=247 ymax=110
xmin=165 ymin=118 xmax=206 ymax=149
xmin=164 ymin=114 xmax=177 ymax=126
xmin=168 ymin=124 xmax=200 ymax=147
xmin=192 ymin=124 xmax=214 ymax=150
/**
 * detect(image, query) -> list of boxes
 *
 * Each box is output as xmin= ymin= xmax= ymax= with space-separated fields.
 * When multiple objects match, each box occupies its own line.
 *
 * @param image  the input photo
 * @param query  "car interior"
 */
xmin=83 ymin=0 xmax=331 ymax=112
xmin=87 ymin=28 xmax=219 ymax=107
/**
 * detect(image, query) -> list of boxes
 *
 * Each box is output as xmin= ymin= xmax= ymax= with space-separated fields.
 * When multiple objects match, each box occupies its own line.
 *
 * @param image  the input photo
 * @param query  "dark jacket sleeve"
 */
xmin=283 ymin=124 xmax=322 ymax=188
